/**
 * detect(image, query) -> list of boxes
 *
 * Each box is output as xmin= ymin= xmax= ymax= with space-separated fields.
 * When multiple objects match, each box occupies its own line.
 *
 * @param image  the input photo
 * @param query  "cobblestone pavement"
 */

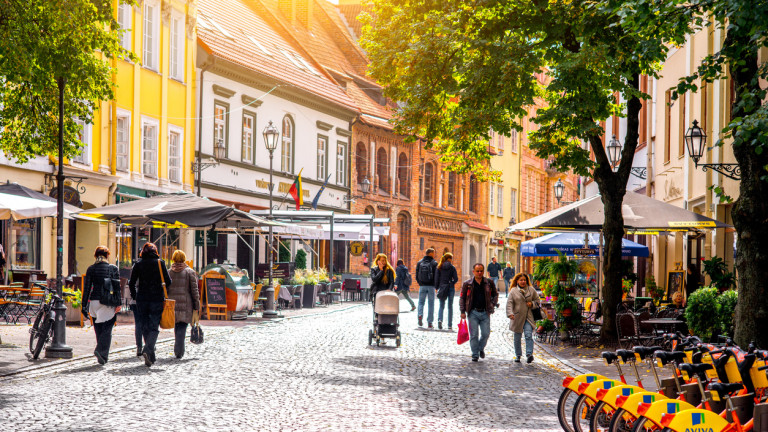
xmin=0 ymin=301 xmax=576 ymax=431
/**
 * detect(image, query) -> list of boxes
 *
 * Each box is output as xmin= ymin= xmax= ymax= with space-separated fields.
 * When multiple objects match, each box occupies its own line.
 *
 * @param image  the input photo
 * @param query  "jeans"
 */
xmin=438 ymin=288 xmax=455 ymax=328
xmin=137 ymin=301 xmax=164 ymax=358
xmin=468 ymin=309 xmax=491 ymax=358
xmin=503 ymin=278 xmax=512 ymax=297
xmin=490 ymin=277 xmax=499 ymax=286
xmin=417 ymin=285 xmax=435 ymax=324
xmin=514 ymin=320 xmax=535 ymax=358
xmin=174 ymin=322 xmax=188 ymax=358
xmin=396 ymin=289 xmax=416 ymax=309
xmin=130 ymin=304 xmax=143 ymax=351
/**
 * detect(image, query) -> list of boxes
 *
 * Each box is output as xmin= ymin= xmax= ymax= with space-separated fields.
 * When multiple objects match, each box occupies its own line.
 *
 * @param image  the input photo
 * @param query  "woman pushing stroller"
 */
xmin=370 ymin=253 xmax=395 ymax=302
xmin=369 ymin=253 xmax=401 ymax=347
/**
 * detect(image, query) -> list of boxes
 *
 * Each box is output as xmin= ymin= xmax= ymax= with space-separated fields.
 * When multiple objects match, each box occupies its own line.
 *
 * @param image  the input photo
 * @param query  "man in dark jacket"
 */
xmin=394 ymin=259 xmax=416 ymax=311
xmin=128 ymin=243 xmax=171 ymax=367
xmin=415 ymin=248 xmax=438 ymax=328
xmin=460 ymin=263 xmax=499 ymax=362
xmin=487 ymin=257 xmax=502 ymax=287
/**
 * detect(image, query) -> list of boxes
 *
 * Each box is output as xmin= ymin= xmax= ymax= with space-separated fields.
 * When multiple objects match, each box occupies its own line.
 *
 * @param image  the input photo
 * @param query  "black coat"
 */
xmin=434 ymin=261 xmax=458 ymax=291
xmin=83 ymin=261 xmax=119 ymax=304
xmin=128 ymin=252 xmax=172 ymax=303
xmin=395 ymin=264 xmax=410 ymax=291
xmin=502 ymin=267 xmax=515 ymax=280
xmin=370 ymin=266 xmax=395 ymax=294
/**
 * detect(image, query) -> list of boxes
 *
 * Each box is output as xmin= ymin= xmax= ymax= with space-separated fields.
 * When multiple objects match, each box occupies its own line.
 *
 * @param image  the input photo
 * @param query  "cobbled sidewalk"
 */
xmin=0 ymin=301 xmax=577 ymax=431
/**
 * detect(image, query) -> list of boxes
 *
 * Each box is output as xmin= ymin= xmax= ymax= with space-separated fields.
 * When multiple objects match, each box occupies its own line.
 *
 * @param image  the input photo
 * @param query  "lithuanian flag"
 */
xmin=289 ymin=168 xmax=304 ymax=210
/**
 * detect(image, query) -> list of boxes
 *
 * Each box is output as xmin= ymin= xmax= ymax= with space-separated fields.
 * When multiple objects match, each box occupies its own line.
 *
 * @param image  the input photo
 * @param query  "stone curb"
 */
xmin=0 ymin=302 xmax=366 ymax=379
xmin=533 ymin=339 xmax=592 ymax=375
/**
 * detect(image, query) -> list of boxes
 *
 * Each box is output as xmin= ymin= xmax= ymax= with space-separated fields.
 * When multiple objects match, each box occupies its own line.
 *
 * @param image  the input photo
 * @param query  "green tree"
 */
xmin=0 ymin=0 xmax=134 ymax=162
xmin=295 ymin=249 xmax=307 ymax=270
xmin=617 ymin=0 xmax=768 ymax=347
xmin=361 ymin=0 xmax=663 ymax=342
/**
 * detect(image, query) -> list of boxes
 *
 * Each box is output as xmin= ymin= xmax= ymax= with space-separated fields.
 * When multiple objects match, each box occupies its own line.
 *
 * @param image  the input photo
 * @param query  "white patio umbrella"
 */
xmin=0 ymin=192 xmax=59 ymax=220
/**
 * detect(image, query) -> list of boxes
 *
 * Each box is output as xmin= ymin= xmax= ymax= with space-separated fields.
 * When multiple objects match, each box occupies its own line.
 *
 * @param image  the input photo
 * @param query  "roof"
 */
xmin=197 ymin=0 xmax=358 ymax=113
xmin=464 ymin=220 xmax=492 ymax=231
xmin=336 ymin=3 xmax=365 ymax=39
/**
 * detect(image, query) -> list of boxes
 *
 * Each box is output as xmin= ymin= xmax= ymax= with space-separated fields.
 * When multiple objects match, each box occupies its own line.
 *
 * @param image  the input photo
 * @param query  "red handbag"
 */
xmin=457 ymin=319 xmax=469 ymax=345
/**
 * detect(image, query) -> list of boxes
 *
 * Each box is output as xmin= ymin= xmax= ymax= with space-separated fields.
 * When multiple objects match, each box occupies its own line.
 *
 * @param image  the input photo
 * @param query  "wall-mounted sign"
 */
xmin=49 ymin=185 xmax=83 ymax=207
xmin=194 ymin=229 xmax=218 ymax=247
xmin=349 ymin=241 xmax=364 ymax=256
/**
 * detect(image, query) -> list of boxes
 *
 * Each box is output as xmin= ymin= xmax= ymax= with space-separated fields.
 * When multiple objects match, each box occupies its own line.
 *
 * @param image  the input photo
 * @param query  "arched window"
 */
xmin=356 ymin=142 xmax=368 ymax=185
xmin=447 ymin=172 xmax=457 ymax=207
xmin=423 ymin=162 xmax=434 ymax=203
xmin=469 ymin=175 xmax=478 ymax=212
xmin=376 ymin=147 xmax=389 ymax=193
xmin=398 ymin=152 xmax=409 ymax=198
xmin=397 ymin=211 xmax=411 ymax=265
xmin=281 ymin=115 xmax=294 ymax=173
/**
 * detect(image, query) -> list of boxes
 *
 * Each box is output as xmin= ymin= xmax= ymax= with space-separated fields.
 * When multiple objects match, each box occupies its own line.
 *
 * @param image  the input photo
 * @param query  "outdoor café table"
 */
xmin=641 ymin=318 xmax=684 ymax=334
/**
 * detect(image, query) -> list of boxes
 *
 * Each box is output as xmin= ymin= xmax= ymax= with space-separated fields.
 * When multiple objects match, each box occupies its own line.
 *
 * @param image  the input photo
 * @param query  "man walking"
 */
xmin=487 ymin=257 xmax=502 ymax=290
xmin=415 ymin=248 xmax=438 ymax=328
xmin=460 ymin=263 xmax=499 ymax=362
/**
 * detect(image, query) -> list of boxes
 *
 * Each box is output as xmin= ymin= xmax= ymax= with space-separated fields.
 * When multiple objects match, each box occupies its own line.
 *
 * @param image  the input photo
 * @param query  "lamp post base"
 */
xmin=262 ymin=310 xmax=279 ymax=318
xmin=45 ymin=301 xmax=73 ymax=359
xmin=45 ymin=344 xmax=74 ymax=359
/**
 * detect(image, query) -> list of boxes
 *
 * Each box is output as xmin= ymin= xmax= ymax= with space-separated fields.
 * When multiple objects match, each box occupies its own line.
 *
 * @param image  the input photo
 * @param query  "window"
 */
xmin=72 ymin=119 xmax=91 ymax=165
xmin=497 ymin=132 xmax=504 ymax=152
xmin=116 ymin=112 xmax=130 ymax=172
xmin=664 ymin=90 xmax=671 ymax=162
xmin=168 ymin=129 xmax=181 ymax=183
xmin=469 ymin=175 xmax=478 ymax=212
xmin=117 ymin=3 xmax=132 ymax=51
xmin=142 ymin=1 xmax=159 ymax=70
xmin=398 ymin=152 xmax=409 ymax=198
xmin=678 ymin=94 xmax=686 ymax=157
xmin=142 ymin=120 xmax=158 ymax=177
xmin=510 ymin=129 xmax=518 ymax=152
xmin=242 ymin=113 xmax=254 ymax=163
xmin=213 ymin=103 xmax=228 ymax=158
xmin=281 ymin=115 xmax=294 ymax=172
xmin=336 ymin=141 xmax=347 ymax=186
xmin=447 ymin=172 xmax=456 ymax=207
xmin=489 ymin=183 xmax=495 ymax=215
xmin=376 ymin=147 xmax=389 ymax=193
xmin=423 ymin=163 xmax=434 ymax=203
xmin=355 ymin=142 xmax=367 ymax=184
xmin=317 ymin=135 xmax=328 ymax=180
xmin=169 ymin=15 xmax=185 ymax=80
xmin=510 ymin=189 xmax=517 ymax=222
xmin=497 ymin=184 xmax=504 ymax=216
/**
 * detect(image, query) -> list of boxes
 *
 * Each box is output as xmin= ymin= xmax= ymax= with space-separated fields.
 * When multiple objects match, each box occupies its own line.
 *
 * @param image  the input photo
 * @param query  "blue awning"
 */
xmin=521 ymin=232 xmax=649 ymax=257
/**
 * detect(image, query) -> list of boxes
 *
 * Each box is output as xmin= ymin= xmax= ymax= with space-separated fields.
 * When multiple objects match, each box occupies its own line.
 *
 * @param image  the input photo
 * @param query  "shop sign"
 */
xmin=494 ymin=231 xmax=507 ymax=238
xmin=349 ymin=241 xmax=364 ymax=256
xmin=49 ymin=185 xmax=82 ymax=207
xmin=574 ymin=248 xmax=596 ymax=256
xmin=194 ymin=229 xmax=218 ymax=247
xmin=255 ymin=262 xmax=294 ymax=279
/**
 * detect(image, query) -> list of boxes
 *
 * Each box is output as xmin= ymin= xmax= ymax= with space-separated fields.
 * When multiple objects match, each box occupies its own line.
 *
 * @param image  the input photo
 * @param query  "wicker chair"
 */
xmin=617 ymin=312 xmax=639 ymax=349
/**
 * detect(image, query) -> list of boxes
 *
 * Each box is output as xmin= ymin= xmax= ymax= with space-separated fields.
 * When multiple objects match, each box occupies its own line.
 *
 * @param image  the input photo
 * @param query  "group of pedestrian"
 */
xmin=81 ymin=242 xmax=200 ymax=367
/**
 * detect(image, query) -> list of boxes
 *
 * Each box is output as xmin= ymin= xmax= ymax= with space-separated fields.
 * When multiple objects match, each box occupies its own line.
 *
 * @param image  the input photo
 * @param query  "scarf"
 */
xmin=95 ymin=256 xmax=108 ymax=264
xmin=171 ymin=262 xmax=188 ymax=273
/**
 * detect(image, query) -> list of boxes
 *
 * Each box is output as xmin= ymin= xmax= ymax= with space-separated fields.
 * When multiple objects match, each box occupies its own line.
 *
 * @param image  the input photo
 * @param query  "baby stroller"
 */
xmin=368 ymin=290 xmax=401 ymax=347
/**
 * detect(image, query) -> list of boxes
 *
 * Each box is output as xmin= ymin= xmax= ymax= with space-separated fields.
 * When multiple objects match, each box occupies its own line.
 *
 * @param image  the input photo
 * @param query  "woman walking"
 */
xmin=370 ymin=253 xmax=395 ymax=299
xmin=82 ymin=246 xmax=120 ymax=365
xmin=434 ymin=252 xmax=458 ymax=330
xmin=506 ymin=273 xmax=540 ymax=363
xmin=502 ymin=262 xmax=515 ymax=297
xmin=128 ymin=243 xmax=171 ymax=367
xmin=167 ymin=250 xmax=200 ymax=359
xmin=394 ymin=259 xmax=416 ymax=311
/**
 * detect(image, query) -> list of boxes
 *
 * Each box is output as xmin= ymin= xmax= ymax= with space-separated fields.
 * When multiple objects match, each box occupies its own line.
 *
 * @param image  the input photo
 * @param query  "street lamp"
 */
xmin=213 ymin=138 xmax=227 ymax=160
xmin=262 ymin=120 xmax=279 ymax=318
xmin=553 ymin=178 xmax=565 ymax=204
xmin=606 ymin=135 xmax=648 ymax=179
xmin=685 ymin=119 xmax=741 ymax=180
xmin=360 ymin=176 xmax=371 ymax=195
xmin=192 ymin=138 xmax=225 ymax=196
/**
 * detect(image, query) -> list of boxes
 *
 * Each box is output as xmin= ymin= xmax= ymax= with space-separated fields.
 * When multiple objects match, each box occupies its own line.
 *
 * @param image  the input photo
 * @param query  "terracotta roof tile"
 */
xmin=336 ymin=4 xmax=365 ymax=39
xmin=464 ymin=220 xmax=492 ymax=231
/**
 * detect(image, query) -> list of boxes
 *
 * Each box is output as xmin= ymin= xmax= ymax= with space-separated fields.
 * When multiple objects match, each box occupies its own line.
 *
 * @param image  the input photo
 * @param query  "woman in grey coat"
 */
xmin=505 ymin=273 xmax=540 ymax=363
xmin=167 ymin=250 xmax=200 ymax=359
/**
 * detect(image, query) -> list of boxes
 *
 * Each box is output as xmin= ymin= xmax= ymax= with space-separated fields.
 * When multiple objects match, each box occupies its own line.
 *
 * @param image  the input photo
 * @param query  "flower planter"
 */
xmin=550 ymin=296 xmax=558 ymax=302
xmin=561 ymin=308 xmax=572 ymax=317
xmin=65 ymin=302 xmax=83 ymax=327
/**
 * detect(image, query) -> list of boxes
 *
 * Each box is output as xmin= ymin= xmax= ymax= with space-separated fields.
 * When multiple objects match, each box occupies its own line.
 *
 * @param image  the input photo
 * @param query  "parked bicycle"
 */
xmin=29 ymin=285 xmax=74 ymax=359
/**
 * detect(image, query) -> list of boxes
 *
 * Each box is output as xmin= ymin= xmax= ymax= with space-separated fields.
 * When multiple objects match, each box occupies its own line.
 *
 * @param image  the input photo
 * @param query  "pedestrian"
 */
xmin=686 ymin=265 xmax=701 ymax=296
xmin=434 ymin=252 xmax=458 ymax=330
xmin=0 ymin=242 xmax=6 ymax=281
xmin=502 ymin=262 xmax=515 ymax=298
xmin=487 ymin=256 xmax=502 ymax=288
xmin=415 ymin=247 xmax=438 ymax=328
xmin=128 ymin=242 xmax=172 ymax=367
xmin=167 ymin=250 xmax=200 ymax=359
xmin=394 ymin=259 xmax=416 ymax=311
xmin=459 ymin=263 xmax=499 ymax=362
xmin=81 ymin=246 xmax=120 ymax=365
xmin=506 ymin=273 xmax=540 ymax=363
xmin=371 ymin=253 xmax=395 ymax=301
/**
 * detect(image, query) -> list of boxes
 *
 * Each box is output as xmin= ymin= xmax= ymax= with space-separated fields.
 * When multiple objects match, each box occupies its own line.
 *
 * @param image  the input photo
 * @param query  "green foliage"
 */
xmin=544 ymin=250 xmax=580 ymax=281
xmin=0 ymin=0 xmax=136 ymax=162
xmin=702 ymin=256 xmax=736 ymax=292
xmin=554 ymin=294 xmax=582 ymax=328
xmin=62 ymin=287 xmax=82 ymax=310
xmin=619 ymin=260 xmax=638 ymax=285
xmin=532 ymin=257 xmax=553 ymax=283
xmin=536 ymin=318 xmax=555 ymax=333
xmin=717 ymin=290 xmax=738 ymax=337
xmin=278 ymin=240 xmax=291 ymax=263
xmin=685 ymin=287 xmax=720 ymax=341
xmin=294 ymin=249 xmax=307 ymax=270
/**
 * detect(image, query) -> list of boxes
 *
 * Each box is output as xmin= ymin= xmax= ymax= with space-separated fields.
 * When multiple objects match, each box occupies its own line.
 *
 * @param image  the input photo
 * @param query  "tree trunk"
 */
xmin=728 ymin=32 xmax=768 ymax=348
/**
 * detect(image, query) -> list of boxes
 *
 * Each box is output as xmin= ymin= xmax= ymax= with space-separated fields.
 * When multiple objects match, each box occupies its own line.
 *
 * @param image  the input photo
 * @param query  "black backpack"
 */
xmin=417 ymin=259 xmax=435 ymax=285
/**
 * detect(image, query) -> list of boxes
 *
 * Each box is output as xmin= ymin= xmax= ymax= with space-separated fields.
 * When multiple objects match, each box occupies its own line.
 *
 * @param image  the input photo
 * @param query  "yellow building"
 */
xmin=486 ymin=129 xmax=522 ymax=274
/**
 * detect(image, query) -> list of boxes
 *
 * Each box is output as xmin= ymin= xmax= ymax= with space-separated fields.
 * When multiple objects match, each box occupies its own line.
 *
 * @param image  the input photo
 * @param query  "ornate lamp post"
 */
xmin=606 ymin=135 xmax=647 ymax=179
xmin=685 ymin=119 xmax=741 ymax=180
xmin=192 ymin=138 xmax=224 ymax=196
xmin=262 ymin=121 xmax=280 ymax=318
xmin=553 ymin=178 xmax=565 ymax=204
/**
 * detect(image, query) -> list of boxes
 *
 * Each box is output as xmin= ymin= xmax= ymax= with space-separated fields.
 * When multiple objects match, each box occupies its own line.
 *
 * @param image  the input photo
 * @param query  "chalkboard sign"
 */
xmin=204 ymin=276 xmax=227 ymax=306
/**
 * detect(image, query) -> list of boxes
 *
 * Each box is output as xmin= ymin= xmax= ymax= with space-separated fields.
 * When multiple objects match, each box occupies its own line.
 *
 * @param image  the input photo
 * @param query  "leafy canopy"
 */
xmin=0 ymin=0 xmax=135 ymax=163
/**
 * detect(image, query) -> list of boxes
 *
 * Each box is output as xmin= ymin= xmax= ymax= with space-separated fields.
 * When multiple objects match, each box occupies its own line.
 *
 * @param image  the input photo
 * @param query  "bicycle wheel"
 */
xmin=557 ymin=387 xmax=579 ymax=432
xmin=630 ymin=416 xmax=659 ymax=432
xmin=31 ymin=315 xmax=52 ymax=359
xmin=572 ymin=394 xmax=597 ymax=432
xmin=588 ymin=401 xmax=614 ymax=432
xmin=28 ymin=308 xmax=45 ymax=354
xmin=607 ymin=408 xmax=635 ymax=432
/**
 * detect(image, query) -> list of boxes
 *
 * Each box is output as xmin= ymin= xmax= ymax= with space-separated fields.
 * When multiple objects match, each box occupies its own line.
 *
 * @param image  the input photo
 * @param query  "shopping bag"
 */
xmin=158 ymin=260 xmax=176 ymax=330
xmin=457 ymin=319 xmax=469 ymax=345
xmin=190 ymin=310 xmax=204 ymax=344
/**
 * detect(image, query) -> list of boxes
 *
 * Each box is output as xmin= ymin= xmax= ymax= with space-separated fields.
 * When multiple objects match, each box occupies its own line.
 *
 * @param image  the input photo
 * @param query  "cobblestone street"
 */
xmin=0 ymin=301 xmax=574 ymax=431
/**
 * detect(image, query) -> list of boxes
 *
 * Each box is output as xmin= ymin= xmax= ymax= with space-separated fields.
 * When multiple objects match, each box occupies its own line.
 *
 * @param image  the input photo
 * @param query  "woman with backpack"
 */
xmin=394 ymin=259 xmax=416 ymax=311
xmin=434 ymin=252 xmax=458 ymax=330
xmin=82 ymin=246 xmax=121 ymax=365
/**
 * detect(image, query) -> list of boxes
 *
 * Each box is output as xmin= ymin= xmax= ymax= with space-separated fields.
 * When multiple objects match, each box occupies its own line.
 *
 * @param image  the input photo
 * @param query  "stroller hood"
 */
xmin=374 ymin=290 xmax=400 ymax=315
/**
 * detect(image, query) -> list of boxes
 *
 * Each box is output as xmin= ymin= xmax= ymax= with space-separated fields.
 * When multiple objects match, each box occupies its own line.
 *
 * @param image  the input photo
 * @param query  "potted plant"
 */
xmin=536 ymin=318 xmax=555 ymax=334
xmin=621 ymin=279 xmax=633 ymax=300
xmin=684 ymin=286 xmax=720 ymax=341
xmin=545 ymin=250 xmax=579 ymax=282
xmin=645 ymin=275 xmax=664 ymax=303
xmin=555 ymin=294 xmax=579 ymax=318
xmin=702 ymin=256 xmax=736 ymax=292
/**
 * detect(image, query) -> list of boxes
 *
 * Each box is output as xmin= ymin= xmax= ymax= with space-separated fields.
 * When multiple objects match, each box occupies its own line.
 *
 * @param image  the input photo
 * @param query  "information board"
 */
xmin=204 ymin=276 xmax=227 ymax=306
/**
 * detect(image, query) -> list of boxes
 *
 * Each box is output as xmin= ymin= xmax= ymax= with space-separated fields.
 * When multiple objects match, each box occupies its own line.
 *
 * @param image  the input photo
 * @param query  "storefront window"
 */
xmin=12 ymin=219 xmax=40 ymax=269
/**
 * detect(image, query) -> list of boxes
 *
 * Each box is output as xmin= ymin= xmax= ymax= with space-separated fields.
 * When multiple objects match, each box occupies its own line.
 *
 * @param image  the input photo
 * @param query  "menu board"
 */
xmin=204 ymin=275 xmax=227 ymax=307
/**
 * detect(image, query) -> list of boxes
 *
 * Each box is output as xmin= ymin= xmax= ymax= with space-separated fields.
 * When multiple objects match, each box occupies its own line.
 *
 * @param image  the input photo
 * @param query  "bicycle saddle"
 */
xmin=633 ymin=346 xmax=663 ymax=360
xmin=679 ymin=363 xmax=713 ymax=381
xmin=602 ymin=351 xmax=619 ymax=364
xmin=616 ymin=350 xmax=635 ymax=363
xmin=708 ymin=382 xmax=744 ymax=397
xmin=655 ymin=351 xmax=686 ymax=366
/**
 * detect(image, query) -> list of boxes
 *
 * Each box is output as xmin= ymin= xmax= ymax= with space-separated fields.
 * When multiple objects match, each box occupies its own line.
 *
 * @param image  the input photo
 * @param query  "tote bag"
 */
xmin=158 ymin=260 xmax=176 ymax=329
